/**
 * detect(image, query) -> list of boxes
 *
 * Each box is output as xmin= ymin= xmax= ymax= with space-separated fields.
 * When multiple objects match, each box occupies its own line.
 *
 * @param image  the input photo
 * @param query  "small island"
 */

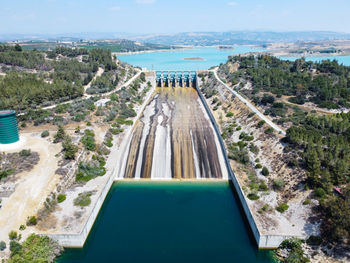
xmin=183 ymin=57 xmax=205 ymax=61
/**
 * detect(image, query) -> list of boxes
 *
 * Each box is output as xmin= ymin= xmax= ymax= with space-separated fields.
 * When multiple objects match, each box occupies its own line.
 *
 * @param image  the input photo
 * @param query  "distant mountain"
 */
xmin=130 ymin=31 xmax=350 ymax=46
xmin=0 ymin=32 xmax=135 ymax=42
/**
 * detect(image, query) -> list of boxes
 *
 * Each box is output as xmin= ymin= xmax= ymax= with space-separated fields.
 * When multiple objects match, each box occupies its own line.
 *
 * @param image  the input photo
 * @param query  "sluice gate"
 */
xmin=156 ymin=71 xmax=197 ymax=88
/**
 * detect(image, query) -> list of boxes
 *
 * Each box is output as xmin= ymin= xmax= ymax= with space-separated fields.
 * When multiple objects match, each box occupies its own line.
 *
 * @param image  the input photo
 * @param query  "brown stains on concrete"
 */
xmin=123 ymin=87 xmax=223 ymax=179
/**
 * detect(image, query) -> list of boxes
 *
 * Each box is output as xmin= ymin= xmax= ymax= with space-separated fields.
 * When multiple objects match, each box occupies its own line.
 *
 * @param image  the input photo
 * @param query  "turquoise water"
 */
xmin=118 ymin=46 xmax=262 ymax=71
xmin=117 ymin=46 xmax=350 ymax=70
xmin=58 ymin=181 xmax=275 ymax=263
xmin=280 ymin=56 xmax=350 ymax=66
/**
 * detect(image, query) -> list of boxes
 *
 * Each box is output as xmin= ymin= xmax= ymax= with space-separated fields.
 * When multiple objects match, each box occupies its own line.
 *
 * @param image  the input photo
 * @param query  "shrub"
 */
xmin=104 ymin=137 xmax=113 ymax=148
xmin=9 ymin=240 xmax=22 ymax=256
xmin=255 ymin=164 xmax=262 ymax=169
xmin=262 ymin=167 xmax=270 ymax=176
xmin=258 ymin=182 xmax=268 ymax=191
xmin=226 ymin=112 xmax=234 ymax=118
xmin=26 ymin=216 xmax=37 ymax=226
xmin=0 ymin=241 xmax=6 ymax=251
xmin=8 ymin=234 xmax=63 ymax=262
xmin=57 ymin=194 xmax=66 ymax=203
xmin=247 ymin=193 xmax=259 ymax=200
xmin=19 ymin=225 xmax=26 ymax=231
xmin=303 ymin=199 xmax=311 ymax=205
xmin=257 ymin=120 xmax=265 ymax=128
xmin=273 ymin=178 xmax=285 ymax=191
xmin=74 ymin=192 xmax=93 ymax=207
xmin=9 ymin=231 xmax=18 ymax=240
xmin=76 ymin=161 xmax=106 ymax=182
xmin=19 ymin=149 xmax=31 ymax=157
xmin=41 ymin=130 xmax=49 ymax=138
xmin=81 ymin=130 xmax=96 ymax=151
xmin=62 ymin=137 xmax=78 ymax=160
xmin=306 ymin=235 xmax=322 ymax=246
xmin=314 ymin=187 xmax=326 ymax=198
xmin=276 ymin=203 xmax=289 ymax=213
xmin=53 ymin=125 xmax=66 ymax=143
xmin=264 ymin=127 xmax=274 ymax=134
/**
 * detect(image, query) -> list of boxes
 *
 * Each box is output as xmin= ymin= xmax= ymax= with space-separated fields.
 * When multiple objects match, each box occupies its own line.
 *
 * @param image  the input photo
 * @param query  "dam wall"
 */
xmin=195 ymin=83 xmax=294 ymax=249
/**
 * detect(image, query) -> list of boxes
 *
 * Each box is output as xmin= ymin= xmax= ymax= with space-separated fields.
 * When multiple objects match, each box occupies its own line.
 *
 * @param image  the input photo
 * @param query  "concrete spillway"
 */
xmin=119 ymin=87 xmax=228 ymax=179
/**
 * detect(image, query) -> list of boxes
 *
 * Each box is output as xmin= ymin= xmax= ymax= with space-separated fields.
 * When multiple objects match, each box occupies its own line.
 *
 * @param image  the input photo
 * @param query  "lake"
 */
xmin=57 ymin=181 xmax=276 ymax=263
xmin=118 ymin=46 xmax=262 ymax=71
xmin=117 ymin=46 xmax=350 ymax=70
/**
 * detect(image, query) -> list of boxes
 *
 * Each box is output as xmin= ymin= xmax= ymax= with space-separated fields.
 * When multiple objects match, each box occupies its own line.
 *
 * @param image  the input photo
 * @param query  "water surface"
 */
xmin=118 ymin=46 xmax=262 ymax=71
xmin=118 ymin=46 xmax=350 ymax=70
xmin=58 ymin=181 xmax=275 ymax=263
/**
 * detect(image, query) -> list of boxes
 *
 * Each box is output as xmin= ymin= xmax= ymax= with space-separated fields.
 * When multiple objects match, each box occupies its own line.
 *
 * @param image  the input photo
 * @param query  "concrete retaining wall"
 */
xmin=195 ymin=83 xmax=292 ymax=249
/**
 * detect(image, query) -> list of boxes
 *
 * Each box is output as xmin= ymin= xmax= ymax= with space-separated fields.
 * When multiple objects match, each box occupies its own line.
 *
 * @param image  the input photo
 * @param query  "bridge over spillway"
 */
xmin=156 ymin=71 xmax=197 ymax=88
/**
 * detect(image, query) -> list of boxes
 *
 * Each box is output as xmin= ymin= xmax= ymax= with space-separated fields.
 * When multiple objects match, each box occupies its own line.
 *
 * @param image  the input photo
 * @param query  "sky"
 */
xmin=1 ymin=0 xmax=350 ymax=35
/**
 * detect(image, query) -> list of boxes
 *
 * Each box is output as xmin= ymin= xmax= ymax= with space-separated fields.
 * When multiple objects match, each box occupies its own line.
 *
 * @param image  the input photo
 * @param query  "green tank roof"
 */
xmin=0 ymin=110 xmax=19 ymax=144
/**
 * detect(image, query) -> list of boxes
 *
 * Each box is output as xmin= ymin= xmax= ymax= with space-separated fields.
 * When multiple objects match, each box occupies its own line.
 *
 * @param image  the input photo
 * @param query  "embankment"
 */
xmin=195 ymin=84 xmax=299 ymax=248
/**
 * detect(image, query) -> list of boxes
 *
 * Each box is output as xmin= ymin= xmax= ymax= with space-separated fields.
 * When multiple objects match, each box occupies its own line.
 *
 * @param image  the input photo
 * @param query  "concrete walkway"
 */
xmin=210 ymin=68 xmax=286 ymax=136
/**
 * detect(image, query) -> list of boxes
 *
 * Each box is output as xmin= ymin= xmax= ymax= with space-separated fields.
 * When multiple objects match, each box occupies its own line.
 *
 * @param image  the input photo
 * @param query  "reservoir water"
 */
xmin=58 ymin=181 xmax=275 ymax=263
xmin=117 ymin=46 xmax=350 ymax=70
xmin=118 ymin=46 xmax=263 ymax=71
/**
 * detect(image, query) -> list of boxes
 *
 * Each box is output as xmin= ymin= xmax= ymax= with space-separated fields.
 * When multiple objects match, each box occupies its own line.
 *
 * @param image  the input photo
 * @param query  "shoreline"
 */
xmin=113 ymin=47 xmax=195 ymax=56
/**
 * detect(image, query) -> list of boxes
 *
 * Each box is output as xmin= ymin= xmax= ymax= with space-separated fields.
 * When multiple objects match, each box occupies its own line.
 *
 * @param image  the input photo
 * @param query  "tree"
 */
xmin=0 ymin=241 xmax=6 ymax=251
xmin=262 ymin=167 xmax=269 ymax=176
xmin=62 ymin=137 xmax=78 ymax=160
xmin=54 ymin=125 xmax=66 ymax=143
xmin=14 ymin=44 xmax=22 ymax=52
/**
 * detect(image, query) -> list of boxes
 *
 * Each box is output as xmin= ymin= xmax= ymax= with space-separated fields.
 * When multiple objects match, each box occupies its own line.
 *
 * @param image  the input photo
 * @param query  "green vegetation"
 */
xmin=62 ymin=137 xmax=78 ymax=160
xmin=87 ymin=71 xmax=118 ymax=94
xmin=226 ymin=112 xmax=234 ymax=117
xmin=221 ymin=55 xmax=350 ymax=109
xmin=9 ymin=231 xmax=18 ymax=240
xmin=76 ymin=161 xmax=106 ymax=182
xmin=0 ymin=240 xmax=6 ymax=251
xmin=81 ymin=129 xmax=96 ymax=151
xmin=8 ymin=234 xmax=62 ymax=263
xmin=74 ymin=191 xmax=93 ymax=207
xmin=247 ymin=193 xmax=259 ymax=200
xmin=19 ymin=149 xmax=31 ymax=157
xmin=53 ymin=125 xmax=66 ymax=143
xmin=0 ymin=45 xmax=124 ymax=112
xmin=276 ymin=203 xmax=289 ymax=213
xmin=0 ymin=168 xmax=15 ymax=180
xmin=262 ymin=166 xmax=270 ymax=176
xmin=279 ymin=238 xmax=309 ymax=263
xmin=41 ymin=130 xmax=49 ymax=138
xmin=57 ymin=194 xmax=66 ymax=203
xmin=273 ymin=178 xmax=285 ymax=191
xmin=26 ymin=216 xmax=37 ymax=226
xmin=19 ymin=225 xmax=26 ymax=231
xmin=0 ymin=71 xmax=83 ymax=111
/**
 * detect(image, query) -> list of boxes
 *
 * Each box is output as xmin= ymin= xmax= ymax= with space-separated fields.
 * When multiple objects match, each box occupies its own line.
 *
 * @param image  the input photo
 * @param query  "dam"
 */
xmin=117 ymin=71 xmax=228 ymax=179
xmin=58 ymin=70 xmax=275 ymax=262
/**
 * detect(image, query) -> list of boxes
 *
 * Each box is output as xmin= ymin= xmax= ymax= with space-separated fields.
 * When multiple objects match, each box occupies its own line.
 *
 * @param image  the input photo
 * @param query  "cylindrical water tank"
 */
xmin=0 ymin=110 xmax=19 ymax=144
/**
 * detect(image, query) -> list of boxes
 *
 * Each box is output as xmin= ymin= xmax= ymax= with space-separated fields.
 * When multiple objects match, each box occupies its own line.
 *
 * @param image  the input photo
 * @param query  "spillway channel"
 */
xmin=118 ymin=87 xmax=228 ymax=179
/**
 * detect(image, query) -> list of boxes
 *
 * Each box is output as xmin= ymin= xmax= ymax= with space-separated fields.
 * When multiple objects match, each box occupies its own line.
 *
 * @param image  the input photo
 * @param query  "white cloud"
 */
xmin=110 ymin=6 xmax=121 ymax=11
xmin=228 ymin=2 xmax=238 ymax=6
xmin=136 ymin=0 xmax=155 ymax=4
